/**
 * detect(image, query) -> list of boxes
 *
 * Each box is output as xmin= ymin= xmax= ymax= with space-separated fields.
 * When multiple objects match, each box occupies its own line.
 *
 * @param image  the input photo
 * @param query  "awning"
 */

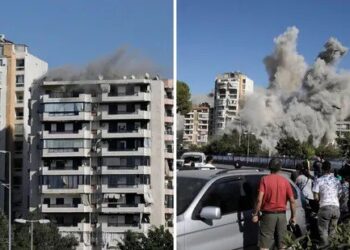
xmin=104 ymin=193 xmax=121 ymax=199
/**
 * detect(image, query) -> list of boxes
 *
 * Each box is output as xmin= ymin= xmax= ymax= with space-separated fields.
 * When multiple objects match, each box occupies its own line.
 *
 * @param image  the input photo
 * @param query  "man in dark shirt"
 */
xmin=252 ymin=158 xmax=296 ymax=250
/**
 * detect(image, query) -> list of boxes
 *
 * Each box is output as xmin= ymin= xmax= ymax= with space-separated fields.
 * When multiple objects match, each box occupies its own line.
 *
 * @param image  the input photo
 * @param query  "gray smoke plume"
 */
xmin=44 ymin=46 xmax=163 ymax=81
xmin=237 ymin=26 xmax=350 ymax=151
xmin=191 ymin=93 xmax=214 ymax=106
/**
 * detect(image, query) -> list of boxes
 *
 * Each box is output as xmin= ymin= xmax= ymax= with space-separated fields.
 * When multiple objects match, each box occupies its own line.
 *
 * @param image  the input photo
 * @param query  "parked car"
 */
xmin=181 ymin=152 xmax=206 ymax=168
xmin=177 ymin=168 xmax=306 ymax=250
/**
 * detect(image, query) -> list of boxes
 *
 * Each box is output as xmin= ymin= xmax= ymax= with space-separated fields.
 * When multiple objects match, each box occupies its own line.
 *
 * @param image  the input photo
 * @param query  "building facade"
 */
xmin=0 ymin=35 xmax=48 ymax=216
xmin=29 ymin=77 xmax=174 ymax=249
xmin=183 ymin=103 xmax=210 ymax=147
xmin=213 ymin=72 xmax=253 ymax=135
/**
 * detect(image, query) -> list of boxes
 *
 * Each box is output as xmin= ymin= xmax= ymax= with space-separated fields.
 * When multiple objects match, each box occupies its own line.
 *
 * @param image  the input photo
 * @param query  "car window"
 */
xmin=177 ymin=177 xmax=208 ymax=216
xmin=245 ymin=174 xmax=298 ymax=200
xmin=193 ymin=177 xmax=252 ymax=219
xmin=183 ymin=156 xmax=203 ymax=163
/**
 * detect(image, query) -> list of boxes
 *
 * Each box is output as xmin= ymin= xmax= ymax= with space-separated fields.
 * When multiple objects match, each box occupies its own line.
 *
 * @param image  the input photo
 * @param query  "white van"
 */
xmin=181 ymin=152 xmax=206 ymax=168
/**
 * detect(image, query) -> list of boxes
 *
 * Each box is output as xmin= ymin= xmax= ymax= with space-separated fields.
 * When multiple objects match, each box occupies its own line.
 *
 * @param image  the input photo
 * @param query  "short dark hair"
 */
xmin=206 ymin=155 xmax=213 ymax=163
xmin=322 ymin=160 xmax=331 ymax=173
xmin=269 ymin=158 xmax=282 ymax=173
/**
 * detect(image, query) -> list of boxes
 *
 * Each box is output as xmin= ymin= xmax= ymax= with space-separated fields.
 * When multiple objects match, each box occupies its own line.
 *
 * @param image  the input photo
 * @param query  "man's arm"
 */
xmin=253 ymin=191 xmax=264 ymax=215
xmin=289 ymin=196 xmax=296 ymax=224
xmin=252 ymin=191 xmax=264 ymax=223
xmin=314 ymin=192 xmax=319 ymax=201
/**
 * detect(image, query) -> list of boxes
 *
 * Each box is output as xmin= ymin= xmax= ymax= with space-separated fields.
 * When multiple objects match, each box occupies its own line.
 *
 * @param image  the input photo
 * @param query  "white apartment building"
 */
xmin=183 ymin=103 xmax=210 ymax=147
xmin=29 ymin=77 xmax=174 ymax=249
xmin=213 ymin=72 xmax=253 ymax=135
xmin=0 ymin=35 xmax=48 ymax=215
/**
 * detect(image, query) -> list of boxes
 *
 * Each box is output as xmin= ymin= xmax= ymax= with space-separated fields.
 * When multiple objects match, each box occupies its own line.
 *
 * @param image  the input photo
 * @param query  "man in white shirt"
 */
xmin=312 ymin=161 xmax=342 ymax=247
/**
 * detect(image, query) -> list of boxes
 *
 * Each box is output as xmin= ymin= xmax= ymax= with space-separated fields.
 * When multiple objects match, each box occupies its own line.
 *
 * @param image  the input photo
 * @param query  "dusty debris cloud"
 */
xmin=236 ymin=26 xmax=350 ymax=151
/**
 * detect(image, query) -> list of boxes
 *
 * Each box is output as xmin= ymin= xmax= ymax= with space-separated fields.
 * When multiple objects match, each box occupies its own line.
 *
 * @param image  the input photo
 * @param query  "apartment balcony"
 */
xmin=100 ymin=128 xmax=151 ymax=138
xmin=164 ymin=134 xmax=173 ymax=141
xmin=165 ymin=208 xmax=174 ymax=214
xmin=99 ymin=165 xmax=151 ymax=175
xmin=40 ymin=184 xmax=92 ymax=194
xmin=165 ymin=152 xmax=173 ymax=159
xmin=101 ymin=110 xmax=150 ymax=120
xmin=15 ymin=85 xmax=24 ymax=91
xmin=15 ymin=102 xmax=24 ymax=108
xmin=164 ymin=116 xmax=174 ymax=123
xmin=40 ymin=166 xmax=93 ymax=175
xmin=58 ymin=223 xmax=93 ymax=233
xmin=216 ymin=99 xmax=226 ymax=106
xmin=101 ymin=92 xmax=151 ymax=102
xmin=41 ymin=93 xmax=93 ymax=103
xmin=40 ymin=112 xmax=93 ymax=122
xmin=100 ymin=184 xmax=150 ymax=195
xmin=165 ymin=189 xmax=173 ymax=196
xmin=102 ymin=222 xmax=151 ymax=234
xmin=227 ymin=83 xmax=238 ymax=89
xmin=164 ymin=98 xmax=174 ymax=105
xmin=40 ymin=129 xmax=93 ymax=139
xmin=100 ymin=203 xmax=151 ymax=214
xmin=100 ymin=147 xmax=151 ymax=157
xmin=42 ymin=148 xmax=91 ymax=158
xmin=41 ymin=203 xmax=93 ymax=213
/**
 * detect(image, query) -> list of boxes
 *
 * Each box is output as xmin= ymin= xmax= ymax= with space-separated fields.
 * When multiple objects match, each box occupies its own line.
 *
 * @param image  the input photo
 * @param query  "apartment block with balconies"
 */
xmin=0 ymin=35 xmax=48 ymax=216
xmin=183 ymin=103 xmax=211 ymax=148
xmin=213 ymin=72 xmax=254 ymax=135
xmin=29 ymin=77 xmax=173 ymax=249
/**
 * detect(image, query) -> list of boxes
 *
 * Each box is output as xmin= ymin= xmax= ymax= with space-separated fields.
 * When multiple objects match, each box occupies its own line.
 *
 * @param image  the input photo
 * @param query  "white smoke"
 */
xmin=238 ymin=26 xmax=350 ymax=151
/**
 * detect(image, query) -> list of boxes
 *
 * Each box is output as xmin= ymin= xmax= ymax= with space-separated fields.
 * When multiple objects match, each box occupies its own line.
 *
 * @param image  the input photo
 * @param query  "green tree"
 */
xmin=141 ymin=226 xmax=173 ymax=250
xmin=275 ymin=137 xmax=302 ymax=158
xmin=315 ymin=143 xmax=342 ymax=158
xmin=336 ymin=132 xmax=350 ymax=159
xmin=117 ymin=230 xmax=143 ymax=250
xmin=177 ymin=81 xmax=192 ymax=115
xmin=301 ymin=142 xmax=315 ymax=160
xmin=0 ymin=212 xmax=9 ymax=250
xmin=13 ymin=212 xmax=78 ymax=250
xmin=118 ymin=226 xmax=173 ymax=250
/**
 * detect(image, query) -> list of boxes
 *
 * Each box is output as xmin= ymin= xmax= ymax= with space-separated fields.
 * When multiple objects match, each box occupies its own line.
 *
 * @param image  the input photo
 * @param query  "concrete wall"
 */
xmin=149 ymin=80 xmax=166 ymax=225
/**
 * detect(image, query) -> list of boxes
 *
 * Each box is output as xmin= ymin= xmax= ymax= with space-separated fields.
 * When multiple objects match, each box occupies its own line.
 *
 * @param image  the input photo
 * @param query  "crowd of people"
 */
xmin=252 ymin=157 xmax=350 ymax=250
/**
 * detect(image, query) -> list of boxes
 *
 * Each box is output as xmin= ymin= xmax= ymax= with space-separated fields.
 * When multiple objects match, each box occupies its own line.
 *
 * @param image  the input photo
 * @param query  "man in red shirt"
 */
xmin=252 ymin=158 xmax=296 ymax=250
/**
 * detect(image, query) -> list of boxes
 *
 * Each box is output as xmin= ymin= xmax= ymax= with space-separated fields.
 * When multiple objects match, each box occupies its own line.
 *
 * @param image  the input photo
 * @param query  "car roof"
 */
xmin=182 ymin=152 xmax=205 ymax=156
xmin=177 ymin=167 xmax=269 ymax=180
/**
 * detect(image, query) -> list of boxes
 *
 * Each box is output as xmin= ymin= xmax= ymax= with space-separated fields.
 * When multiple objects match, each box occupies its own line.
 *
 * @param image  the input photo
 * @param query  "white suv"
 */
xmin=177 ymin=168 xmax=306 ymax=250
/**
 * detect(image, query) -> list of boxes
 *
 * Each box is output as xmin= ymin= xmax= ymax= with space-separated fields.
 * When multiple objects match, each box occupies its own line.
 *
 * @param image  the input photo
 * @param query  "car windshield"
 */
xmin=183 ymin=156 xmax=202 ymax=163
xmin=177 ymin=177 xmax=207 ymax=215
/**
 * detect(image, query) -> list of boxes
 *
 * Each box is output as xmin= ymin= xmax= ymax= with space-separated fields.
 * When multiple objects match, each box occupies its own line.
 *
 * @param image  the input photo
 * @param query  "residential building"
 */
xmin=183 ymin=103 xmax=210 ymax=147
xmin=336 ymin=120 xmax=350 ymax=136
xmin=213 ymin=72 xmax=253 ymax=135
xmin=0 ymin=35 xmax=48 ymax=216
xmin=29 ymin=76 xmax=174 ymax=249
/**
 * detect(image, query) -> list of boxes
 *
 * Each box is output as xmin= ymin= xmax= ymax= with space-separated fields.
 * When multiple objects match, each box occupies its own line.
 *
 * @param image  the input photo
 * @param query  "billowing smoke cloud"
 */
xmin=191 ymin=93 xmax=214 ymax=106
xmin=44 ymin=46 xmax=163 ymax=81
xmin=237 ymin=26 xmax=350 ymax=151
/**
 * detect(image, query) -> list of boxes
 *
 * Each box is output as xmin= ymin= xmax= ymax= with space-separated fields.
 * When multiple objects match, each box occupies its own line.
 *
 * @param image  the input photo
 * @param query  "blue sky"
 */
xmin=178 ymin=0 xmax=350 ymax=94
xmin=0 ymin=0 xmax=173 ymax=77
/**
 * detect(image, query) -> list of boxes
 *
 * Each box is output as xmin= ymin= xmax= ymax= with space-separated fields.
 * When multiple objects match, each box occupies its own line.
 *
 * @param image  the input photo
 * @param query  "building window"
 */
xmin=16 ymin=75 xmax=24 ymax=85
xmin=0 ymin=46 xmax=3 ymax=55
xmin=16 ymin=59 xmax=25 ymax=70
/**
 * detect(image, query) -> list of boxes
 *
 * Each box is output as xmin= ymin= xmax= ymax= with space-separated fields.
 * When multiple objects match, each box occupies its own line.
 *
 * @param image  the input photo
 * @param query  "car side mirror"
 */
xmin=200 ymin=206 xmax=221 ymax=220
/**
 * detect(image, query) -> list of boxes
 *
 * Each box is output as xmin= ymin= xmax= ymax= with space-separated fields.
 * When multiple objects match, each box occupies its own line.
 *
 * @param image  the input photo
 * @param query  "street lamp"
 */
xmin=15 ymin=218 xmax=50 ymax=250
xmin=243 ymin=131 xmax=255 ymax=159
xmin=0 ymin=150 xmax=11 ymax=250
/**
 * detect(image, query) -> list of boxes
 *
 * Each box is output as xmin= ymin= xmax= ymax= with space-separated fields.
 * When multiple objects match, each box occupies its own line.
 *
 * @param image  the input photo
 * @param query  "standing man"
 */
xmin=313 ymin=156 xmax=323 ymax=178
xmin=252 ymin=158 xmax=296 ymax=250
xmin=312 ymin=160 xmax=342 ymax=248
